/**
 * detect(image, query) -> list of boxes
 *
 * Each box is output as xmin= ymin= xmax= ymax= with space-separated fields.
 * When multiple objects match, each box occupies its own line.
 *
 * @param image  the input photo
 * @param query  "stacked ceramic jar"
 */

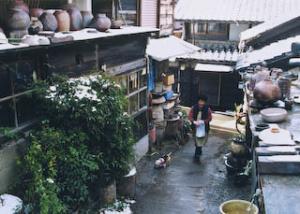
xmin=3 ymin=1 xmax=124 ymax=40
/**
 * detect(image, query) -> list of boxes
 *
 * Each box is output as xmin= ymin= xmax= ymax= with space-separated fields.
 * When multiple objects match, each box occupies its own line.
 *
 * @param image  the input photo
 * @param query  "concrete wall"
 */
xmin=229 ymin=23 xmax=250 ymax=41
xmin=0 ymin=140 xmax=25 ymax=193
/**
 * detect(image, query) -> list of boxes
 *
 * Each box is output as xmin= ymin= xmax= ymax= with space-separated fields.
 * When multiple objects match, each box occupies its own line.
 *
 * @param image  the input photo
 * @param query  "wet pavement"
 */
xmin=131 ymin=130 xmax=251 ymax=214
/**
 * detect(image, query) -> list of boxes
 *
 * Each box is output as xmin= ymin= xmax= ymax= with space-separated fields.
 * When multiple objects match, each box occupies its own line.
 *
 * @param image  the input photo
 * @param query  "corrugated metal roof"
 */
xmin=147 ymin=36 xmax=200 ymax=61
xmin=175 ymin=0 xmax=300 ymax=23
xmin=236 ymin=35 xmax=300 ymax=69
xmin=240 ymin=15 xmax=300 ymax=43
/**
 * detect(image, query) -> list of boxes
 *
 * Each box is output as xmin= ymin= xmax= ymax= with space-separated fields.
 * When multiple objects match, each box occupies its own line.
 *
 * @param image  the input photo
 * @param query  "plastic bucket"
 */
xmin=220 ymin=200 xmax=258 ymax=214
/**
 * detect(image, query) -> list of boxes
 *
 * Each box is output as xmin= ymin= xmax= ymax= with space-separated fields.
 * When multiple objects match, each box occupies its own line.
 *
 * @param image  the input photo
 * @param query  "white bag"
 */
xmin=196 ymin=121 xmax=205 ymax=138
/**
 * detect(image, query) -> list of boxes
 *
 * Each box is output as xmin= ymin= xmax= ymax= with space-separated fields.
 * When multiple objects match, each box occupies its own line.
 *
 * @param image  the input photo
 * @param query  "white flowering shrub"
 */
xmin=17 ymin=75 xmax=135 ymax=213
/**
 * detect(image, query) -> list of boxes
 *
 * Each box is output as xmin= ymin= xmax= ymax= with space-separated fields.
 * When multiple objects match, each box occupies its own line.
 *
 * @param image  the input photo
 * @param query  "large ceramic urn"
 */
xmin=30 ymin=8 xmax=44 ymax=18
xmin=7 ymin=8 xmax=30 ymax=38
xmin=39 ymin=12 xmax=58 ymax=32
xmin=62 ymin=4 xmax=82 ymax=31
xmin=253 ymin=80 xmax=281 ymax=105
xmin=81 ymin=11 xmax=93 ymax=28
xmin=54 ymin=10 xmax=70 ymax=32
xmin=10 ymin=0 xmax=29 ymax=13
xmin=89 ymin=14 xmax=111 ymax=32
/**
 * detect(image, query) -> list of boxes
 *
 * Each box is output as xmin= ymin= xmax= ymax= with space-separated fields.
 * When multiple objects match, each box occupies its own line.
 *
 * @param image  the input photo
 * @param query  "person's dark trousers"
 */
xmin=194 ymin=146 xmax=202 ymax=159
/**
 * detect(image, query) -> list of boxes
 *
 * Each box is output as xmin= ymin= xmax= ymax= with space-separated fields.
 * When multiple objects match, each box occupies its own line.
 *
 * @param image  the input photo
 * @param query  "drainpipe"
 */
xmin=192 ymin=21 xmax=196 ymax=45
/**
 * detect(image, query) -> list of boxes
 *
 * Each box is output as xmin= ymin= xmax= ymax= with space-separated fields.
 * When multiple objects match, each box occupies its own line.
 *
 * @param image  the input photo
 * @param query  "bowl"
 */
xmin=220 ymin=200 xmax=258 ymax=214
xmin=260 ymin=108 xmax=288 ymax=123
xmin=255 ymin=123 xmax=270 ymax=131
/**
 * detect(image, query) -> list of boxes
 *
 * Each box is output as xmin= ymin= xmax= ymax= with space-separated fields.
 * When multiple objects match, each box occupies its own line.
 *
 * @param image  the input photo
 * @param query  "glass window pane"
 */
xmin=139 ymin=90 xmax=147 ymax=109
xmin=0 ymin=67 xmax=12 ymax=98
xmin=13 ymin=61 xmax=34 ymax=94
xmin=129 ymin=72 xmax=138 ymax=93
xmin=115 ymin=75 xmax=128 ymax=95
xmin=16 ymin=95 xmax=34 ymax=125
xmin=129 ymin=94 xmax=139 ymax=114
xmin=197 ymin=23 xmax=206 ymax=33
xmin=0 ymin=100 xmax=15 ymax=128
xmin=139 ymin=69 xmax=147 ymax=88
xmin=207 ymin=23 xmax=227 ymax=33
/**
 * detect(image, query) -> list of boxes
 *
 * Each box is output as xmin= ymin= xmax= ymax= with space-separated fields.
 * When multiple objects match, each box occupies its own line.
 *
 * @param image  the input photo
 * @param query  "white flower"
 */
xmin=46 ymin=178 xmax=54 ymax=184
xmin=49 ymin=86 xmax=57 ymax=92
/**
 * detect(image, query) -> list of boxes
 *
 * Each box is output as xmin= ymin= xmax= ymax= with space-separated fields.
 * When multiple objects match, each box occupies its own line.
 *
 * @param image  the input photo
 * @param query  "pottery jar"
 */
xmin=10 ymin=0 xmax=29 ymax=13
xmin=253 ymin=80 xmax=281 ymax=105
xmin=39 ymin=12 xmax=58 ymax=32
xmin=81 ymin=11 xmax=93 ymax=28
xmin=28 ymin=17 xmax=43 ymax=35
xmin=67 ymin=8 xmax=82 ymax=31
xmin=54 ymin=10 xmax=70 ymax=32
xmin=111 ymin=19 xmax=123 ymax=29
xmin=7 ymin=8 xmax=30 ymax=38
xmin=89 ymin=14 xmax=111 ymax=32
xmin=30 ymin=8 xmax=44 ymax=18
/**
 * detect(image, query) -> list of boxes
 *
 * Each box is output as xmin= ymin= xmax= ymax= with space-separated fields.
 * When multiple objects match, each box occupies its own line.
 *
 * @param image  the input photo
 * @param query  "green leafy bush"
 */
xmin=18 ymin=75 xmax=135 ymax=213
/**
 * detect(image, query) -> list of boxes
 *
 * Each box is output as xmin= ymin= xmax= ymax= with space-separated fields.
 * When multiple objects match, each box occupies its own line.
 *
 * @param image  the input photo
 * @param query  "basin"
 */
xmin=220 ymin=200 xmax=258 ymax=214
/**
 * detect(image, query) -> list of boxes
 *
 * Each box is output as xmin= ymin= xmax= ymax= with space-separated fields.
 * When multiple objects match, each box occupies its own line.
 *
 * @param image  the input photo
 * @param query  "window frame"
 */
xmin=114 ymin=68 xmax=148 ymax=117
xmin=195 ymin=22 xmax=228 ymax=36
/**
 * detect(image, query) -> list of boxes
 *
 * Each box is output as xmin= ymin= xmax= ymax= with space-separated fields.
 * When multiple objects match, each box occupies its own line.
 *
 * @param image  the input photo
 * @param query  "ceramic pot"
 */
xmin=54 ymin=10 xmax=70 ymax=32
xmin=28 ymin=17 xmax=43 ymax=35
xmin=229 ymin=137 xmax=248 ymax=157
xmin=7 ymin=8 xmax=30 ymax=38
xmin=260 ymin=108 xmax=288 ymax=123
xmin=89 ymin=14 xmax=111 ymax=32
xmin=10 ymin=0 xmax=29 ymax=13
xmin=81 ymin=11 xmax=93 ymax=28
xmin=67 ymin=8 xmax=82 ymax=31
xmin=39 ymin=12 xmax=58 ymax=32
xmin=253 ymin=80 xmax=281 ymax=105
xmin=111 ymin=19 xmax=123 ymax=29
xmin=30 ymin=8 xmax=44 ymax=18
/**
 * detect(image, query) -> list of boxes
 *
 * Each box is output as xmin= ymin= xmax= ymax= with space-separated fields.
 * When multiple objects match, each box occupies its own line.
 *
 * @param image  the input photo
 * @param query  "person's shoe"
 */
xmin=193 ymin=156 xmax=200 ymax=163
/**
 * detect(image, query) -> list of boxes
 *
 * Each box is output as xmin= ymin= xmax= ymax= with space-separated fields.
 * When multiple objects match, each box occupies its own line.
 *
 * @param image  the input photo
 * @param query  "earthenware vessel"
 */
xmin=30 ymin=8 xmax=44 ymax=18
xmin=81 ymin=11 xmax=93 ymax=28
xmin=67 ymin=8 xmax=82 ymax=31
xmin=89 ymin=14 xmax=111 ymax=32
xmin=253 ymin=80 xmax=281 ymax=105
xmin=39 ymin=12 xmax=58 ymax=32
xmin=28 ymin=17 xmax=43 ymax=34
xmin=7 ymin=8 xmax=30 ymax=38
xmin=54 ymin=10 xmax=70 ymax=32
xmin=111 ymin=19 xmax=123 ymax=29
xmin=10 ymin=0 xmax=29 ymax=13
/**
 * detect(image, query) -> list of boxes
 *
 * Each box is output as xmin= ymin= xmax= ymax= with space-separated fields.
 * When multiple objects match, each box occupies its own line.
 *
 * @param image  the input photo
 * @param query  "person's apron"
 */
xmin=195 ymin=111 xmax=208 ymax=147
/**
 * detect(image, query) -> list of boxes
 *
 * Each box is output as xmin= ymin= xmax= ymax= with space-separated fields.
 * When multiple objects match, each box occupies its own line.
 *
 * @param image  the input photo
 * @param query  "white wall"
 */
xmin=229 ymin=23 xmax=250 ymax=41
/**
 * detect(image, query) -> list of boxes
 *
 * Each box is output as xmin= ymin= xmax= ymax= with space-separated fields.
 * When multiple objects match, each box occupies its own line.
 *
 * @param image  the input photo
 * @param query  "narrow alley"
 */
xmin=132 ymin=130 xmax=251 ymax=214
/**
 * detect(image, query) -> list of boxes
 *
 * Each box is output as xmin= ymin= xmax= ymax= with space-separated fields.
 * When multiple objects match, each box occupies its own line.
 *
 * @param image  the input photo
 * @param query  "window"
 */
xmin=114 ymin=68 xmax=147 ymax=116
xmin=117 ymin=0 xmax=139 ymax=26
xmin=0 ymin=61 xmax=35 ymax=130
xmin=196 ymin=22 xmax=228 ymax=35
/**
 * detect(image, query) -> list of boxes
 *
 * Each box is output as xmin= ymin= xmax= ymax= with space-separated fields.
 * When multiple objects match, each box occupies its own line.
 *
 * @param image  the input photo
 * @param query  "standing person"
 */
xmin=188 ymin=94 xmax=212 ymax=161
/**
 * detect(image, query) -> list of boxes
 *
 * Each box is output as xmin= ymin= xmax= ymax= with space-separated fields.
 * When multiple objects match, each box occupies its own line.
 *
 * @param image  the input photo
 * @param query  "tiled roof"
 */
xmin=178 ymin=49 xmax=239 ymax=63
xmin=236 ymin=35 xmax=300 ymax=69
xmin=177 ymin=42 xmax=239 ymax=63
xmin=240 ymin=15 xmax=300 ymax=45
xmin=175 ymin=0 xmax=300 ymax=23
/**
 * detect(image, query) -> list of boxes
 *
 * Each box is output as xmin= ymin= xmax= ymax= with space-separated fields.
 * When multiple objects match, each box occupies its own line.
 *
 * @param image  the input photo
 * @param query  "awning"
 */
xmin=195 ymin=63 xmax=233 ymax=72
xmin=147 ymin=36 xmax=200 ymax=61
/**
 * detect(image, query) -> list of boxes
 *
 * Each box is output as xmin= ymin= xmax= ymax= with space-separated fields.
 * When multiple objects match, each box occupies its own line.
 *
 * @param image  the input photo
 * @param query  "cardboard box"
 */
xmin=163 ymin=74 xmax=175 ymax=86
